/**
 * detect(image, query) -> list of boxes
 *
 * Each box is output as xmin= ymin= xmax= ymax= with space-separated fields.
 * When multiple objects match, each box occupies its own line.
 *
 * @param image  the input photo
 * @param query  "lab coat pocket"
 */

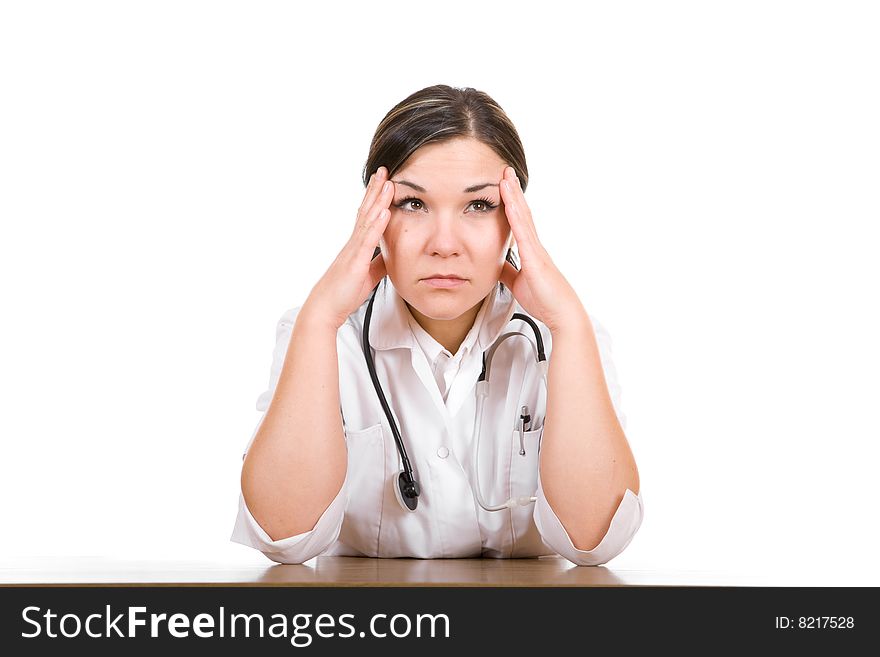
xmin=339 ymin=423 xmax=386 ymax=557
xmin=508 ymin=427 xmax=549 ymax=557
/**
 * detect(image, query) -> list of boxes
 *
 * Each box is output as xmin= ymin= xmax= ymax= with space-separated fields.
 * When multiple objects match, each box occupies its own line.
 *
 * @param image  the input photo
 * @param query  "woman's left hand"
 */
xmin=498 ymin=166 xmax=587 ymax=333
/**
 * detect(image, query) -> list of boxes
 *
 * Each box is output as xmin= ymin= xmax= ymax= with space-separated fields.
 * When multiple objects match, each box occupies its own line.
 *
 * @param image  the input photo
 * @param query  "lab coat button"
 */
xmin=436 ymin=446 xmax=449 ymax=459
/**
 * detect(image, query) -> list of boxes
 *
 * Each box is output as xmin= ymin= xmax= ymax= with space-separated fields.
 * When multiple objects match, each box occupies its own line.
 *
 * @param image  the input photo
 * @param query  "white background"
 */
xmin=1 ymin=1 xmax=877 ymax=585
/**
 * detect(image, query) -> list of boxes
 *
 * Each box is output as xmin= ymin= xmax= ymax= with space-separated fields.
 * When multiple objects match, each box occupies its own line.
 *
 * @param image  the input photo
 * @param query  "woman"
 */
xmin=231 ymin=84 xmax=643 ymax=565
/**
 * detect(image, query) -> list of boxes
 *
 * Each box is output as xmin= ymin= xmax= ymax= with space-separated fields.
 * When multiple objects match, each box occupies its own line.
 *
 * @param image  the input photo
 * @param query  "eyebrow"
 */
xmin=391 ymin=180 xmax=499 ymax=193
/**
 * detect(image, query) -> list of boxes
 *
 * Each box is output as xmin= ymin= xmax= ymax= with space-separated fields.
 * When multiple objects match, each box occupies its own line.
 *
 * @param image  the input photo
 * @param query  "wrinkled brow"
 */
xmin=392 ymin=180 xmax=499 ymax=193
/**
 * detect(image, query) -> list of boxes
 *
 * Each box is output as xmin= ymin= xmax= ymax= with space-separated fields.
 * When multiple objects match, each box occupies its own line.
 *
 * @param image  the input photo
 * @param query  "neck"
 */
xmin=407 ymin=297 xmax=486 ymax=356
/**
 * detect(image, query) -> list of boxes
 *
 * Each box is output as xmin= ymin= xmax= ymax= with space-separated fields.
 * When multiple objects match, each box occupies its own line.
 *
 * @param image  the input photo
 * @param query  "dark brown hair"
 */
xmin=364 ymin=84 xmax=528 ymax=289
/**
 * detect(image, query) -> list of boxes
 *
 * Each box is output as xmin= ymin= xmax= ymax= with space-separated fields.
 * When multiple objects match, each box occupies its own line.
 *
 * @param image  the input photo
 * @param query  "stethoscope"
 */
xmin=362 ymin=277 xmax=549 ymax=514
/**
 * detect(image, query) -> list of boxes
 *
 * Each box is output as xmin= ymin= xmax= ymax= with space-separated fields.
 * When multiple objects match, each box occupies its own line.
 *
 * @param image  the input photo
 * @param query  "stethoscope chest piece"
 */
xmin=394 ymin=470 xmax=420 ymax=512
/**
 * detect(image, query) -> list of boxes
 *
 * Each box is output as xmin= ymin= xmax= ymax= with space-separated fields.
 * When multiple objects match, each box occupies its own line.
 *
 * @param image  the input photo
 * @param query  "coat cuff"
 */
xmin=230 ymin=478 xmax=347 ymax=564
xmin=533 ymin=471 xmax=644 ymax=566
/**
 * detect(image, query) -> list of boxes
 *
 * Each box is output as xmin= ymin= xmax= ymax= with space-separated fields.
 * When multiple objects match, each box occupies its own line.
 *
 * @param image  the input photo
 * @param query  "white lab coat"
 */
xmin=231 ymin=277 xmax=644 ymax=565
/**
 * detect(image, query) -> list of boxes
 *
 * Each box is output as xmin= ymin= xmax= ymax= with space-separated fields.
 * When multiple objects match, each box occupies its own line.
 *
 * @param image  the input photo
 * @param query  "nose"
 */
xmin=425 ymin=213 xmax=464 ymax=257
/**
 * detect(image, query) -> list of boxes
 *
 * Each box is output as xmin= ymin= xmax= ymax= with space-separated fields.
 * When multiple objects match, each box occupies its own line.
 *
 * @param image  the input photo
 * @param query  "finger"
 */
xmin=356 ymin=166 xmax=387 ymax=223
xmin=500 ymin=168 xmax=531 ymax=249
xmin=356 ymin=171 xmax=377 ymax=218
xmin=353 ymin=177 xmax=394 ymax=240
xmin=504 ymin=166 xmax=539 ymax=241
xmin=359 ymin=169 xmax=376 ymax=200
xmin=501 ymin=167 xmax=541 ymax=258
xmin=356 ymin=182 xmax=394 ymax=258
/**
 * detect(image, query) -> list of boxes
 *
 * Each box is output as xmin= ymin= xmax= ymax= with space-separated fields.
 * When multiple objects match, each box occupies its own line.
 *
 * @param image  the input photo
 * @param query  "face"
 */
xmin=379 ymin=137 xmax=514 ymax=323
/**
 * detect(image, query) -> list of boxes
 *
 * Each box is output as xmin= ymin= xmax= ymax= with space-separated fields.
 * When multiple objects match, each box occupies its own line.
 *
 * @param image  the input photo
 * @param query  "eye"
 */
xmin=469 ymin=197 xmax=499 ymax=213
xmin=392 ymin=196 xmax=499 ymax=214
xmin=394 ymin=196 xmax=425 ymax=213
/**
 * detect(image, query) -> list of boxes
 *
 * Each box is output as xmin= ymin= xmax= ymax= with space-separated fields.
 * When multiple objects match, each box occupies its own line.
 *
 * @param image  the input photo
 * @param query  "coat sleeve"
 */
xmin=532 ymin=313 xmax=645 ymax=566
xmin=229 ymin=306 xmax=348 ymax=564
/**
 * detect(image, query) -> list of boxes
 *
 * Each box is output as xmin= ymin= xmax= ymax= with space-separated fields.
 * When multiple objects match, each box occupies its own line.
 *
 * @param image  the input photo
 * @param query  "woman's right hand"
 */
xmin=301 ymin=166 xmax=394 ymax=330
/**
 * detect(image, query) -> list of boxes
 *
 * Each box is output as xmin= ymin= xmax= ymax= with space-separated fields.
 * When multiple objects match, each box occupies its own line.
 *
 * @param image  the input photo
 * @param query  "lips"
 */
xmin=421 ymin=275 xmax=467 ymax=289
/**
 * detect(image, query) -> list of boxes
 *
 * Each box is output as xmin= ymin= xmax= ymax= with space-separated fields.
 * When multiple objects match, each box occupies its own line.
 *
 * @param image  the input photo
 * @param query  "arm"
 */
xmin=234 ymin=165 xmax=394 ymax=562
xmin=238 ymin=305 xmax=348 ymax=550
xmin=538 ymin=311 xmax=642 ymax=557
xmin=495 ymin=165 xmax=642 ymax=565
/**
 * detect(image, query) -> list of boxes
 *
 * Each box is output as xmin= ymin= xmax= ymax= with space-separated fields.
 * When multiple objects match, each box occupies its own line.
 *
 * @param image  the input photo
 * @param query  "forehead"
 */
xmin=396 ymin=138 xmax=506 ymax=183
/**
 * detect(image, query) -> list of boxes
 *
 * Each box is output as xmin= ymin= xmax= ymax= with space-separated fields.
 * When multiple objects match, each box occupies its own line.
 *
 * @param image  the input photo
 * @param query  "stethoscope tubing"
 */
xmin=472 ymin=333 xmax=548 ymax=511
xmin=362 ymin=278 xmax=547 ymax=512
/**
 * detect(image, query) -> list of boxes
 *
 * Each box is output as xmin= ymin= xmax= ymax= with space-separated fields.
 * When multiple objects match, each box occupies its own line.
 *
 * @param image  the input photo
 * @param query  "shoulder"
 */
xmin=271 ymin=293 xmax=372 ymax=346
xmin=274 ymin=306 xmax=301 ymax=332
xmin=586 ymin=312 xmax=616 ymax=354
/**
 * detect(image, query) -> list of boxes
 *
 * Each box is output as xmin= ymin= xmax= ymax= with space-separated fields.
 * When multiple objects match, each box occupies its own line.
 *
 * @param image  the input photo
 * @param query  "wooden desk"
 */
xmin=0 ymin=557 xmax=771 ymax=587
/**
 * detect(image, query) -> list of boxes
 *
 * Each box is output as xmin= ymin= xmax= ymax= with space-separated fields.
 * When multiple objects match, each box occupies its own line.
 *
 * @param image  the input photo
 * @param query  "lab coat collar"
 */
xmin=367 ymin=276 xmax=518 ymax=355
xmin=407 ymin=288 xmax=491 ymax=363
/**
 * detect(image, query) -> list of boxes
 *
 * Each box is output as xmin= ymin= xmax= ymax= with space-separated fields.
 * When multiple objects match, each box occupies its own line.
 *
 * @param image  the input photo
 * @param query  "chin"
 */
xmin=409 ymin=295 xmax=469 ymax=321
xmin=415 ymin=287 xmax=492 ymax=320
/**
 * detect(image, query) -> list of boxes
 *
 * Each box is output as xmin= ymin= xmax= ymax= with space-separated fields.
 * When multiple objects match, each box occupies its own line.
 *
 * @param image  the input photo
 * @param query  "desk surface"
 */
xmin=0 ymin=557 xmax=773 ymax=587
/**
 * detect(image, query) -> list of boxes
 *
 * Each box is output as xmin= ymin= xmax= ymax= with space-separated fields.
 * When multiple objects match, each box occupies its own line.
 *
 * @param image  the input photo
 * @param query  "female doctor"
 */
xmin=231 ymin=85 xmax=643 ymax=566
